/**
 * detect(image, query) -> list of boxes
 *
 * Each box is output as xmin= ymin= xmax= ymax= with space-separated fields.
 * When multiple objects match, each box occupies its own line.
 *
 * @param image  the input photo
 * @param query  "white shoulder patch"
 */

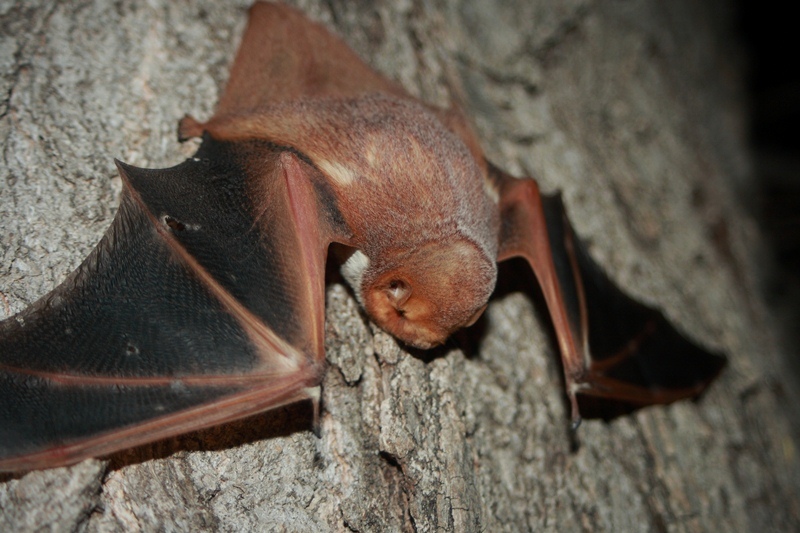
xmin=340 ymin=250 xmax=370 ymax=303
xmin=317 ymin=159 xmax=357 ymax=186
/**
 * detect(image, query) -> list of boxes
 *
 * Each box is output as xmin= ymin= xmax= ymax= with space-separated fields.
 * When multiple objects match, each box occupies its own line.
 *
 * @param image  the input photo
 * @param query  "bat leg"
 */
xmin=495 ymin=170 xmax=726 ymax=423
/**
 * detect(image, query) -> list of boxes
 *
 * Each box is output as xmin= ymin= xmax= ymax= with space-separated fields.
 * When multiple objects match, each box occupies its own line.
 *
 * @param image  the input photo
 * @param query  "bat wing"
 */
xmin=492 ymin=167 xmax=726 ymax=425
xmin=0 ymin=136 xmax=350 ymax=472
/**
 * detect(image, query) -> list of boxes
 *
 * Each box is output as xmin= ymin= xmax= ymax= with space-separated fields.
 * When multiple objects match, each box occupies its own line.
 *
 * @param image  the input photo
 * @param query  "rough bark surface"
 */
xmin=1 ymin=1 xmax=798 ymax=531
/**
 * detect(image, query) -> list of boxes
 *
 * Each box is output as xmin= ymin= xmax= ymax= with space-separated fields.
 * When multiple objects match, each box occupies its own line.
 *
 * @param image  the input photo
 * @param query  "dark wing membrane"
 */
xmin=551 ymin=195 xmax=727 ymax=419
xmin=0 ymin=137 xmax=332 ymax=471
xmin=494 ymin=167 xmax=725 ymax=423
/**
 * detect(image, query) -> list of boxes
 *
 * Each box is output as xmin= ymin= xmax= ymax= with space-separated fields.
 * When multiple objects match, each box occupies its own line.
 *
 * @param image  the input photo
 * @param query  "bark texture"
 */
xmin=1 ymin=0 xmax=798 ymax=531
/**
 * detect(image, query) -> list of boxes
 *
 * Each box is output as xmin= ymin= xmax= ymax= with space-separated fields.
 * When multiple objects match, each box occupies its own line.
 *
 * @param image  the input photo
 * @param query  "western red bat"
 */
xmin=0 ymin=2 xmax=725 ymax=472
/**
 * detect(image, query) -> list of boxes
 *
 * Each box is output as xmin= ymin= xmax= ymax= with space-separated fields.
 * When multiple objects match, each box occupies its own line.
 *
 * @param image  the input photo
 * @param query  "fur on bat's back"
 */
xmin=194 ymin=93 xmax=499 ymax=259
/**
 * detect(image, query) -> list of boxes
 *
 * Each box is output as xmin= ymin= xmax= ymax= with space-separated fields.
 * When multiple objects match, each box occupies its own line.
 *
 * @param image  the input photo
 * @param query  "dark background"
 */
xmin=740 ymin=1 xmax=800 ymax=361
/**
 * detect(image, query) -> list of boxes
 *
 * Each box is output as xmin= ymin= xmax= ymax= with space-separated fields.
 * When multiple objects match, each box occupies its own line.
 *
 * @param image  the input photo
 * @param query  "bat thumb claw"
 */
xmin=178 ymin=114 xmax=204 ymax=141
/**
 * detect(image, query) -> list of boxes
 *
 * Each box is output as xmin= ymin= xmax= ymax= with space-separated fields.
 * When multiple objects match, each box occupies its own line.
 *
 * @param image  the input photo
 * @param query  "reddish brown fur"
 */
xmin=183 ymin=3 xmax=503 ymax=347
xmin=198 ymin=94 xmax=500 ymax=348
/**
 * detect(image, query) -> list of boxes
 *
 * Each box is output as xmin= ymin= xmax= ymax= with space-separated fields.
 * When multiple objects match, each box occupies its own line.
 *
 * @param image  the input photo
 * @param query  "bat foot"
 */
xmin=311 ymin=411 xmax=322 ymax=438
xmin=568 ymin=423 xmax=582 ymax=453
xmin=305 ymin=386 xmax=322 ymax=438
xmin=567 ymin=387 xmax=583 ymax=431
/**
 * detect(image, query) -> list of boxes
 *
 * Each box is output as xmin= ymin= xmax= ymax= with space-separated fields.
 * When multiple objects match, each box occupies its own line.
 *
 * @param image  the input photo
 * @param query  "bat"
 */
xmin=0 ymin=2 xmax=725 ymax=472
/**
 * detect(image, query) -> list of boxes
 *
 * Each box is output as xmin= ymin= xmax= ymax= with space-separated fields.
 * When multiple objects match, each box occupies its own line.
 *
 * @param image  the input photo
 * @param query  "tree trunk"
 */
xmin=1 ymin=1 xmax=798 ymax=531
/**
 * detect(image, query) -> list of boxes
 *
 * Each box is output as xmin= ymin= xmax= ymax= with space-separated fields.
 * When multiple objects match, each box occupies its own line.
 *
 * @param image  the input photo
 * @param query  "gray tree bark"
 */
xmin=1 ymin=0 xmax=798 ymax=531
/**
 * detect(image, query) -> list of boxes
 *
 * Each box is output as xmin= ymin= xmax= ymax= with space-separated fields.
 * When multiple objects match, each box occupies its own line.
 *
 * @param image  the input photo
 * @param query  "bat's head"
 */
xmin=358 ymin=239 xmax=496 ymax=349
